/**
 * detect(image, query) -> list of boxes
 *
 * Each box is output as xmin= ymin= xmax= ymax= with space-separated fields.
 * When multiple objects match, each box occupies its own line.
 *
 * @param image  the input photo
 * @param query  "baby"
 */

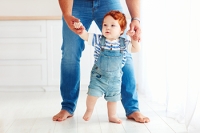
xmin=74 ymin=10 xmax=140 ymax=124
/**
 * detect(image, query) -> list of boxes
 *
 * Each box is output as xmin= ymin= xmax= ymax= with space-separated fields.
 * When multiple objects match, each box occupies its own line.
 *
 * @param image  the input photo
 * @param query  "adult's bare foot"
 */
xmin=127 ymin=111 xmax=150 ymax=123
xmin=52 ymin=110 xmax=72 ymax=121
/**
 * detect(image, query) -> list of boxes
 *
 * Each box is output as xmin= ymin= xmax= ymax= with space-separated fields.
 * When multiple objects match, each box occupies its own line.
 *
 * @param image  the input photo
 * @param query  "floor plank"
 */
xmin=0 ymin=90 xmax=188 ymax=133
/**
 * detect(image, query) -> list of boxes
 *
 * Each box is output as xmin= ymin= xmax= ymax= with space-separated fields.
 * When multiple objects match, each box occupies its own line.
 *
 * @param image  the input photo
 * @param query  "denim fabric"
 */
xmin=60 ymin=0 xmax=139 ymax=116
xmin=88 ymin=49 xmax=123 ymax=102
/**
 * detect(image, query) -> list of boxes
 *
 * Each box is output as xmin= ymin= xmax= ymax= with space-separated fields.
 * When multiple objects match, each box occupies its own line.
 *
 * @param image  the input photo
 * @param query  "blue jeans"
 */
xmin=60 ymin=0 xmax=139 ymax=116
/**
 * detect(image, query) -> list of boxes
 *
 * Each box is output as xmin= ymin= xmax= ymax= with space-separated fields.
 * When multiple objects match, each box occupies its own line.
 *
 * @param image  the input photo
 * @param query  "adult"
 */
xmin=53 ymin=0 xmax=150 ymax=123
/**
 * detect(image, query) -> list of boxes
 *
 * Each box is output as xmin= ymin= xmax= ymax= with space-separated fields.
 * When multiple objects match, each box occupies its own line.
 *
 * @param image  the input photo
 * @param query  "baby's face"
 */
xmin=102 ymin=15 xmax=123 ymax=41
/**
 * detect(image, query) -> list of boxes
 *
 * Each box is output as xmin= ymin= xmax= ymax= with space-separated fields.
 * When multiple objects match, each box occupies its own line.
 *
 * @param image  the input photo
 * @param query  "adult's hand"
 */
xmin=64 ymin=15 xmax=85 ymax=35
xmin=128 ymin=20 xmax=141 ymax=42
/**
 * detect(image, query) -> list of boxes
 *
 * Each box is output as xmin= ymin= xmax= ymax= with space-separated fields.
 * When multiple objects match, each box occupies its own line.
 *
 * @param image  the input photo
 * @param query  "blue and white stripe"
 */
xmin=91 ymin=34 xmax=130 ymax=67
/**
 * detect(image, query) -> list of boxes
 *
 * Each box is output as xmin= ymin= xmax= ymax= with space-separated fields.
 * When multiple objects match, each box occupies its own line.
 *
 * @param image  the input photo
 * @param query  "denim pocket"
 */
xmin=99 ymin=54 xmax=122 ymax=72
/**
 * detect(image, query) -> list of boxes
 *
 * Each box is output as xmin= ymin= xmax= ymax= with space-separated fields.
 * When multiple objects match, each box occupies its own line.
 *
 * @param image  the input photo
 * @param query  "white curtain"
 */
xmin=139 ymin=0 xmax=200 ymax=132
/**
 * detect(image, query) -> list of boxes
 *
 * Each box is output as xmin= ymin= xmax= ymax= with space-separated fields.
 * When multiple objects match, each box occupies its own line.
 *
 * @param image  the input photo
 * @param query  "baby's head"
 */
xmin=103 ymin=10 xmax=127 ymax=35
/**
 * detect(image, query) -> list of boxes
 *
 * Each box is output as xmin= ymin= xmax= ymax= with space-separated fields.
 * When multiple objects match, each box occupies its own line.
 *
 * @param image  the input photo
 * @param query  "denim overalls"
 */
xmin=88 ymin=36 xmax=126 ymax=102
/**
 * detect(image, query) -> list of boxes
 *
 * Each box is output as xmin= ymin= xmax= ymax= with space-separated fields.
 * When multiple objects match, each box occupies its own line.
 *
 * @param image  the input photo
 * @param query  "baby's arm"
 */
xmin=126 ymin=30 xmax=141 ymax=53
xmin=74 ymin=22 xmax=89 ymax=41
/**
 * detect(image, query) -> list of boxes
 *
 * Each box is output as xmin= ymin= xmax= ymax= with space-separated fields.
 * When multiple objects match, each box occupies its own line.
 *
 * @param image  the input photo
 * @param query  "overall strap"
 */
xmin=119 ymin=37 xmax=126 ymax=53
xmin=99 ymin=35 xmax=106 ymax=51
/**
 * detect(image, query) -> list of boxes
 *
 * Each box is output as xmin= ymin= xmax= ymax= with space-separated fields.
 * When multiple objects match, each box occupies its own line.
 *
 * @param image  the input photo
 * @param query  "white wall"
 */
xmin=0 ymin=0 xmax=139 ymax=90
xmin=0 ymin=0 xmax=61 ymax=16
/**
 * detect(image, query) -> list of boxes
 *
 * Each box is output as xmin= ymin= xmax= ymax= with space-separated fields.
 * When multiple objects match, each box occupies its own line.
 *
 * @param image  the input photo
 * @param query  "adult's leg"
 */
xmin=53 ymin=0 xmax=94 ymax=121
xmin=122 ymin=54 xmax=150 ymax=123
xmin=121 ymin=55 xmax=139 ymax=114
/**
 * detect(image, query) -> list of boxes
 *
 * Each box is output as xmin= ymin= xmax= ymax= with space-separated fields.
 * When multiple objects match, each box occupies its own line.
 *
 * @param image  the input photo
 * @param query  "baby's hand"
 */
xmin=126 ymin=30 xmax=135 ymax=36
xmin=74 ymin=22 xmax=83 ymax=29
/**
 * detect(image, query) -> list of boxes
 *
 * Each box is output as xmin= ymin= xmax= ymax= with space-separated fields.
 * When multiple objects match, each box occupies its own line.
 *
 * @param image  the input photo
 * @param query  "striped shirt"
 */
xmin=88 ymin=33 xmax=131 ymax=67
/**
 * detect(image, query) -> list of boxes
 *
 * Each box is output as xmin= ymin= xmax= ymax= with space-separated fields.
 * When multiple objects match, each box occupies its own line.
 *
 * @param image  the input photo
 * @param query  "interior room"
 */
xmin=0 ymin=0 xmax=199 ymax=133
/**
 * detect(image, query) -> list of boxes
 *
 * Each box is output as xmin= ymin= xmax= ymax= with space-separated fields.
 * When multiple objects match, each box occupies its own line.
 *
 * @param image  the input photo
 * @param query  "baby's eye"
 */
xmin=103 ymin=24 xmax=107 ymax=27
xmin=111 ymin=25 xmax=115 ymax=27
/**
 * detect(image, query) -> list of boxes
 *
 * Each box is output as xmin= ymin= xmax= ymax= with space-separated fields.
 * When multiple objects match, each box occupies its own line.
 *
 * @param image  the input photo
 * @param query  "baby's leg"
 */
xmin=83 ymin=95 xmax=98 ymax=121
xmin=107 ymin=102 xmax=122 ymax=124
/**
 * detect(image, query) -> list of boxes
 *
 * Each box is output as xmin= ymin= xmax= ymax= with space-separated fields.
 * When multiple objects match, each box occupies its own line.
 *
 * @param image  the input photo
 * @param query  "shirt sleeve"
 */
xmin=88 ymin=33 xmax=102 ymax=47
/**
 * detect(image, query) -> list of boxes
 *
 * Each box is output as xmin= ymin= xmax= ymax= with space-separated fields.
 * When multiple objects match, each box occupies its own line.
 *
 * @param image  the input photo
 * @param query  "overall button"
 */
xmin=96 ymin=74 xmax=101 ymax=78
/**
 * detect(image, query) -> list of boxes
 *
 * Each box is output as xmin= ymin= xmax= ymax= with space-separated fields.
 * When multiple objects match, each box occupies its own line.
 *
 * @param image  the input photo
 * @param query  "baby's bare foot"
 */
xmin=83 ymin=110 xmax=93 ymax=121
xmin=109 ymin=116 xmax=122 ymax=124
xmin=52 ymin=110 xmax=72 ymax=121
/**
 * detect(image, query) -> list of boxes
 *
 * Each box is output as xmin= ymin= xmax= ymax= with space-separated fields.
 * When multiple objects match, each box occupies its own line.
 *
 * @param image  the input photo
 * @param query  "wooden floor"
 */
xmin=0 ymin=89 xmax=188 ymax=133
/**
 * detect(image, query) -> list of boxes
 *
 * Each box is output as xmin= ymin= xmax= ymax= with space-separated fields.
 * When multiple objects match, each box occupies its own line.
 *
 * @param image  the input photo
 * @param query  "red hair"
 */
xmin=103 ymin=10 xmax=127 ymax=33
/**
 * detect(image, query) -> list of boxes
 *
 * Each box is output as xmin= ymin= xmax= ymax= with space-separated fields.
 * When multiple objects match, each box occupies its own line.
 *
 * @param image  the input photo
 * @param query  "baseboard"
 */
xmin=0 ymin=86 xmax=45 ymax=92
xmin=0 ymin=84 xmax=88 ymax=92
